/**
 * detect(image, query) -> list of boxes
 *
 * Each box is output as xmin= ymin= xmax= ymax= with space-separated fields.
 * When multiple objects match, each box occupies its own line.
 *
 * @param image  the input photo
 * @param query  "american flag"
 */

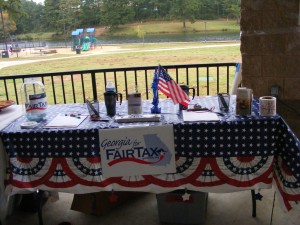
xmin=157 ymin=66 xmax=190 ymax=106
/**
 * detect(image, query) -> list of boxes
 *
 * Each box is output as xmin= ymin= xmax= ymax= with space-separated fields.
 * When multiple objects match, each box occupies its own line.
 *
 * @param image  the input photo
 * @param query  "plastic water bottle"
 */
xmin=106 ymin=80 xmax=115 ymax=92
xmin=20 ymin=78 xmax=47 ymax=122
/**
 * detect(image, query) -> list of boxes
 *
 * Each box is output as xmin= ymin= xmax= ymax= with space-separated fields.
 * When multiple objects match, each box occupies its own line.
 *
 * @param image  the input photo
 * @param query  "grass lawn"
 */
xmin=0 ymin=43 xmax=240 ymax=75
xmin=0 ymin=42 xmax=241 ymax=103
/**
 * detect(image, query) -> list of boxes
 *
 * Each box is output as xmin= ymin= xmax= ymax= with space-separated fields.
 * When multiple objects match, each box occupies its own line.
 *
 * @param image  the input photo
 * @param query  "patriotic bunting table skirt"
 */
xmin=1 ymin=97 xmax=299 ymax=212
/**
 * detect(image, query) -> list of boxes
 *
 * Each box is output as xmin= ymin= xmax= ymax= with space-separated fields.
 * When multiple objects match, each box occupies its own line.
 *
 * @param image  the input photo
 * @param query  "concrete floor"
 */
xmin=2 ymin=189 xmax=300 ymax=225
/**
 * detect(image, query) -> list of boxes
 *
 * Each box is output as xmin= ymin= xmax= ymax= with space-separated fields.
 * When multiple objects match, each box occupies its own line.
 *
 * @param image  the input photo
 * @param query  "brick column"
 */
xmin=240 ymin=0 xmax=300 ymax=137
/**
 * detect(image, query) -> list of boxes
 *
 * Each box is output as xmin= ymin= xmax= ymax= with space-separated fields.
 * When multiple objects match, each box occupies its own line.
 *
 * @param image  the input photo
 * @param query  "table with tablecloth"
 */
xmin=0 ymin=96 xmax=299 ymax=212
xmin=0 ymin=105 xmax=23 ymax=221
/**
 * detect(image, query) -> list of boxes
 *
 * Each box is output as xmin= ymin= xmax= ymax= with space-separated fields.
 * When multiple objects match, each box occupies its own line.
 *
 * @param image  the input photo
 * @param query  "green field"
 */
xmin=1 ymin=19 xmax=241 ymax=103
xmin=0 ymin=42 xmax=241 ymax=103
xmin=0 ymin=43 xmax=240 ymax=75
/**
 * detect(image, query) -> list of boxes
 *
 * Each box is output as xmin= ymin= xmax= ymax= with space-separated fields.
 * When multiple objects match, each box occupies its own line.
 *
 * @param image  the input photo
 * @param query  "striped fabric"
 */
xmin=157 ymin=66 xmax=190 ymax=106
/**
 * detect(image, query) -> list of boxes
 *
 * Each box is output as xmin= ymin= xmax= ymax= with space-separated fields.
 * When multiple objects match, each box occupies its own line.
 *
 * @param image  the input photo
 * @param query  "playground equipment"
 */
xmin=81 ymin=36 xmax=90 ymax=51
xmin=71 ymin=28 xmax=84 ymax=51
xmin=86 ymin=28 xmax=97 ymax=49
xmin=71 ymin=28 xmax=97 ymax=52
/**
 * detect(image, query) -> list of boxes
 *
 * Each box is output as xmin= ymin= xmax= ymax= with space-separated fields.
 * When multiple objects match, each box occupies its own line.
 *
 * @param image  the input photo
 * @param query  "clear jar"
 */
xmin=20 ymin=78 xmax=47 ymax=122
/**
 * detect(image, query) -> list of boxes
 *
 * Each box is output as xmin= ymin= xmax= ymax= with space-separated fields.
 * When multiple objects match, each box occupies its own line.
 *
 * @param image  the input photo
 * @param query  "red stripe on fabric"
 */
xmin=210 ymin=158 xmax=273 ymax=187
xmin=108 ymin=153 xmax=165 ymax=166
xmin=169 ymin=81 xmax=178 ymax=103
xmin=237 ymin=156 xmax=256 ymax=163
xmin=273 ymin=174 xmax=293 ymax=211
xmin=10 ymin=158 xmax=59 ymax=188
xmin=16 ymin=157 xmax=33 ymax=163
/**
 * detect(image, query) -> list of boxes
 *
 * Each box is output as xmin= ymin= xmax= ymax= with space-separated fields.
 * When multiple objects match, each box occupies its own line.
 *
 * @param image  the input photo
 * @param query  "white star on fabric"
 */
xmin=182 ymin=192 xmax=191 ymax=201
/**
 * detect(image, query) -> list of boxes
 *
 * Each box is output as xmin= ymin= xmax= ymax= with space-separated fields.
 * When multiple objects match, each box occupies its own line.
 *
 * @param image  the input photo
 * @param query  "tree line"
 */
xmin=1 ymin=0 xmax=240 ymax=37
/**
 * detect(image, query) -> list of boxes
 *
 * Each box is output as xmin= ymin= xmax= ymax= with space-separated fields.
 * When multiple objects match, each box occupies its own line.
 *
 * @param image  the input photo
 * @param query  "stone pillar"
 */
xmin=240 ymin=0 xmax=300 ymax=137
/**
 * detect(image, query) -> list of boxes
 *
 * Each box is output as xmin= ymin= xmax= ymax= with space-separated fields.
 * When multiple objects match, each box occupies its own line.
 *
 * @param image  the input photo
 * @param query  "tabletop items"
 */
xmin=1 ymin=95 xmax=299 ymax=213
xmin=20 ymin=77 xmax=47 ymax=122
xmin=44 ymin=114 xmax=88 ymax=128
xmin=86 ymin=99 xmax=100 ymax=119
xmin=259 ymin=96 xmax=276 ymax=117
xmin=236 ymin=87 xmax=253 ymax=116
xmin=0 ymin=100 xmax=15 ymax=111
xmin=179 ymin=85 xmax=195 ymax=110
xmin=217 ymin=93 xmax=230 ymax=112
xmin=127 ymin=93 xmax=142 ymax=115
xmin=151 ymin=66 xmax=190 ymax=114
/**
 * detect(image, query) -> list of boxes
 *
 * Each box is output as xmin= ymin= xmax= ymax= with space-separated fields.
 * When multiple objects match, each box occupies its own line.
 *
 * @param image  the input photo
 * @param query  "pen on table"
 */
xmin=186 ymin=109 xmax=224 ymax=116
xmin=65 ymin=113 xmax=81 ymax=119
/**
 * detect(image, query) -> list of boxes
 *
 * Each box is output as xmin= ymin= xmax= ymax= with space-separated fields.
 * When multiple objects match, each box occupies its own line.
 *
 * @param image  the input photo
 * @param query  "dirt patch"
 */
xmin=6 ymin=45 xmax=122 ymax=59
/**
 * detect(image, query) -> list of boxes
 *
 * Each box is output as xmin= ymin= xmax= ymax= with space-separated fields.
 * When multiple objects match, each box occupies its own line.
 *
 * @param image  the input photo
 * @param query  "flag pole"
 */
xmin=151 ymin=66 xmax=161 ymax=114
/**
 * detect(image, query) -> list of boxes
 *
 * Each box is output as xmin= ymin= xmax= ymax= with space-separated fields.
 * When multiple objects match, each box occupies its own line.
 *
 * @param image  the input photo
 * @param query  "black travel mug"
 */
xmin=104 ymin=91 xmax=122 ymax=117
xmin=179 ymin=85 xmax=195 ymax=110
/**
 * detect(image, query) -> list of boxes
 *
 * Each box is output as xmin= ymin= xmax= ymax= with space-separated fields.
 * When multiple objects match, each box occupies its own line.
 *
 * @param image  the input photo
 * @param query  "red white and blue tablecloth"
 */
xmin=0 ymin=96 xmax=299 ymax=212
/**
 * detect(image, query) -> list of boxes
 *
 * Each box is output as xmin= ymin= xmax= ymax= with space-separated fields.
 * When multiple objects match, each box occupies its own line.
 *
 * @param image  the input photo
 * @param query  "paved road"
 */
xmin=0 ymin=43 xmax=240 ymax=70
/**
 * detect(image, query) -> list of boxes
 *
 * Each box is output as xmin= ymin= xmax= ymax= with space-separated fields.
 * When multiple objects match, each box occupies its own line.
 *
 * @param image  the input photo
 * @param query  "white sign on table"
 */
xmin=99 ymin=125 xmax=176 ymax=177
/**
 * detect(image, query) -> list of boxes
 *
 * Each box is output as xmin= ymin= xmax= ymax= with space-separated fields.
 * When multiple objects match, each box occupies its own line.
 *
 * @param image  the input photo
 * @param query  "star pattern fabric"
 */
xmin=0 ymin=97 xmax=299 ymax=212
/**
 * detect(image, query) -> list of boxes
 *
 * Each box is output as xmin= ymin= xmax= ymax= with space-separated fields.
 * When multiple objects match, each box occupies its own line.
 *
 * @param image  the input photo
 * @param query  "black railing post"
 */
xmin=91 ymin=72 xmax=97 ymax=100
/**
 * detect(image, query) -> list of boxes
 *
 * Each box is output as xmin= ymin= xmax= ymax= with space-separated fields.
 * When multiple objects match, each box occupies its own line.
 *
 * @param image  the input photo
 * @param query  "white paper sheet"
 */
xmin=44 ymin=114 xmax=87 ymax=128
xmin=182 ymin=110 xmax=220 ymax=122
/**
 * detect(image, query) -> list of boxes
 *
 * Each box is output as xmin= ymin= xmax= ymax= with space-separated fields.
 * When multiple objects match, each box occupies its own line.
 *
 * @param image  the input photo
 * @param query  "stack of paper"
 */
xmin=182 ymin=110 xmax=220 ymax=122
xmin=44 ymin=114 xmax=87 ymax=128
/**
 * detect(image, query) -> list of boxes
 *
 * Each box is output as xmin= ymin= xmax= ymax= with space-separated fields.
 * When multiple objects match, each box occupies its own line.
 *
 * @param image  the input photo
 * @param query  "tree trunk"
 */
xmin=183 ymin=19 xmax=186 ymax=28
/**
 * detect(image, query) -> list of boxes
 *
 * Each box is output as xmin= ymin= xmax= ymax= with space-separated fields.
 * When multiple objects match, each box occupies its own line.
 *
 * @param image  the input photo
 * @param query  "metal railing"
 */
xmin=0 ymin=63 xmax=237 ymax=105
